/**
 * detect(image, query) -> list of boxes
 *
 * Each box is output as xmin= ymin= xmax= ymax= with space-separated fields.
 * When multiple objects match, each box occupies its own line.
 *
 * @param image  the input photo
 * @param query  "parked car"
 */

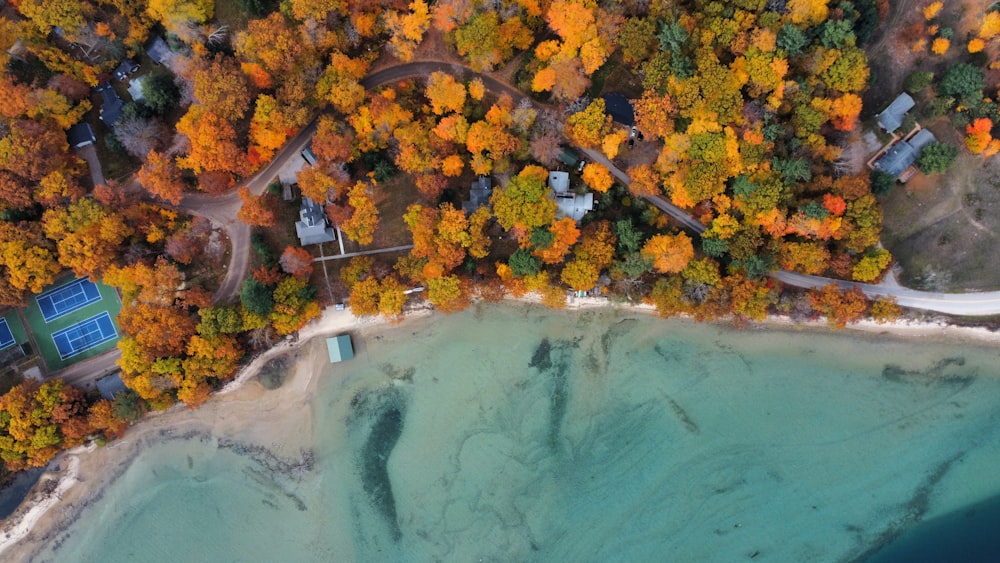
xmin=577 ymin=159 xmax=587 ymax=173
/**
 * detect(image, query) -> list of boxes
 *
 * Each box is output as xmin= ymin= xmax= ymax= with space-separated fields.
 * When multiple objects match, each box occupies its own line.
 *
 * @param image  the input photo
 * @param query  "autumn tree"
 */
xmin=424 ymin=72 xmax=466 ymax=115
xmin=0 ymin=223 xmax=61 ymax=295
xmin=42 ymin=198 xmax=131 ymax=279
xmin=316 ymin=52 xmax=369 ymax=115
xmin=581 ymin=163 xmax=614 ymax=193
xmin=137 ymin=151 xmax=186 ymax=205
xmin=454 ymin=11 xmax=533 ymax=72
xmin=532 ymin=218 xmax=580 ymax=265
xmin=192 ymin=56 xmax=252 ymax=122
xmin=340 ymin=182 xmax=380 ymax=245
xmin=564 ymin=99 xmax=612 ymax=149
xmin=175 ymin=106 xmax=246 ymax=175
xmin=641 ymin=233 xmax=694 ymax=274
xmin=490 ymin=166 xmax=557 ymax=234
xmin=237 ymin=187 xmax=277 ymax=227
xmin=809 ymin=284 xmax=868 ymax=329
xmin=279 ymin=246 xmax=314 ymax=280
xmin=384 ymin=0 xmax=432 ymax=62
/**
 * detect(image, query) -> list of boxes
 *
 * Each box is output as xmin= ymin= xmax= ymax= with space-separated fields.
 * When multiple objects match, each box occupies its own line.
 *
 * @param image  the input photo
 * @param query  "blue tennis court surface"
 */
xmin=51 ymin=312 xmax=118 ymax=360
xmin=0 ymin=318 xmax=14 ymax=350
xmin=36 ymin=278 xmax=102 ymax=323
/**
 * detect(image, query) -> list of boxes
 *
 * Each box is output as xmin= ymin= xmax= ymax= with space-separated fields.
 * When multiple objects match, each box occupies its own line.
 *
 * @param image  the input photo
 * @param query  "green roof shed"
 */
xmin=326 ymin=334 xmax=354 ymax=363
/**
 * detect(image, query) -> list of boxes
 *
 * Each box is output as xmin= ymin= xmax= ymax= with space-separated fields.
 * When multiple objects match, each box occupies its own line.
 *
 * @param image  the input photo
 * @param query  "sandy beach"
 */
xmin=1 ymin=295 xmax=998 ymax=560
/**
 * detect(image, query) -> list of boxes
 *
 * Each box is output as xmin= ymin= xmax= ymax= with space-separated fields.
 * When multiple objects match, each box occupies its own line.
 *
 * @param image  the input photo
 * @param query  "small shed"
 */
xmin=67 ymin=123 xmax=96 ymax=148
xmin=326 ymin=334 xmax=354 ymax=363
xmin=876 ymin=93 xmax=915 ymax=133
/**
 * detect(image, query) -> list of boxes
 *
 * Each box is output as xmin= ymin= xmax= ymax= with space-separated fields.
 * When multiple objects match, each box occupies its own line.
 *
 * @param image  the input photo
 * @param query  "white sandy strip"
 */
xmin=0 ymin=446 xmax=88 ymax=555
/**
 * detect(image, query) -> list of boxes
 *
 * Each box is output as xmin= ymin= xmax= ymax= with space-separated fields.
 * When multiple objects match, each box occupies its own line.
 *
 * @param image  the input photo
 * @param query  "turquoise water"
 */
xmin=33 ymin=305 xmax=1000 ymax=562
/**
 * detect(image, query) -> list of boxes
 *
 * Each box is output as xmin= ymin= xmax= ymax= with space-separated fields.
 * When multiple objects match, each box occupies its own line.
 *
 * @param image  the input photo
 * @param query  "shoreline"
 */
xmin=1 ymin=296 xmax=997 ymax=559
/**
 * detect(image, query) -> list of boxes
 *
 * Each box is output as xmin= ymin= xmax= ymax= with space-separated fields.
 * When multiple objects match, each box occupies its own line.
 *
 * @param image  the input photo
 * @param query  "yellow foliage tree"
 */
xmin=931 ymin=37 xmax=949 ymax=55
xmin=581 ymin=163 xmax=614 ymax=193
xmin=923 ymin=1 xmax=942 ymax=20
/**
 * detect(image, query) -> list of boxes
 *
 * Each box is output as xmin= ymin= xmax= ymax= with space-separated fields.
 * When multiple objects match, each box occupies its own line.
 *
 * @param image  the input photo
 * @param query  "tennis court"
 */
xmin=36 ymin=278 xmax=102 ymax=323
xmin=0 ymin=318 xmax=14 ymax=350
xmin=51 ymin=312 xmax=118 ymax=360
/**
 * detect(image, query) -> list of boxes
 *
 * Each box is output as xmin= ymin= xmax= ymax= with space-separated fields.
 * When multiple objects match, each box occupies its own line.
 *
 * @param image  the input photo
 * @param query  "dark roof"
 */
xmin=96 ymin=372 xmax=127 ymax=400
xmin=113 ymin=59 xmax=140 ymax=80
xmin=602 ymin=92 xmax=635 ymax=126
xmin=97 ymin=83 xmax=124 ymax=126
xmin=67 ymin=122 xmax=96 ymax=148
xmin=146 ymin=37 xmax=171 ymax=64
xmin=874 ymin=130 xmax=938 ymax=177
xmin=557 ymin=146 xmax=580 ymax=167
xmin=876 ymin=93 xmax=915 ymax=132
xmin=462 ymin=176 xmax=492 ymax=214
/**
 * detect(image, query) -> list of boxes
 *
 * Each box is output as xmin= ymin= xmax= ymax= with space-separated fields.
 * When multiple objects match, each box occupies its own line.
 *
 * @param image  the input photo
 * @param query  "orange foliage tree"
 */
xmin=137 ymin=151 xmax=186 ymax=205
xmin=237 ymin=187 xmax=277 ymax=227
xmin=641 ymin=233 xmax=694 ymax=274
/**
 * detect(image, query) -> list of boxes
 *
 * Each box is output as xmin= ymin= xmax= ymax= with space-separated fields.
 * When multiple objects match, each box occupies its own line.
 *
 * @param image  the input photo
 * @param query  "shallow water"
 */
xmin=34 ymin=305 xmax=1000 ymax=562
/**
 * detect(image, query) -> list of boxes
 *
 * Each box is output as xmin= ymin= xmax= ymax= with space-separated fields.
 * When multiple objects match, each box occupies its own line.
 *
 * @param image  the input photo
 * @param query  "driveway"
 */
xmin=76 ymin=144 xmax=105 ymax=187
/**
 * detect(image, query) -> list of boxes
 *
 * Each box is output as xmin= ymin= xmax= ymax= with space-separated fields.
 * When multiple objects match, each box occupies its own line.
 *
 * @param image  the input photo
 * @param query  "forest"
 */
xmin=0 ymin=0 xmax=998 ymax=474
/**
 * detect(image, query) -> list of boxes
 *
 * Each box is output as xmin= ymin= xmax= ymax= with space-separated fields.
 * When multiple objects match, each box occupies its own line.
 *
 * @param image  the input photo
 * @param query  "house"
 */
xmin=326 ymin=334 xmax=354 ymax=363
xmin=876 ymin=93 xmax=915 ymax=133
xmin=146 ymin=36 xmax=171 ymax=65
xmin=113 ymin=59 xmax=140 ymax=81
xmin=96 ymin=83 xmax=124 ymax=126
xmin=67 ymin=122 xmax=96 ymax=148
xmin=872 ymin=128 xmax=937 ymax=182
xmin=295 ymin=197 xmax=336 ymax=245
xmin=462 ymin=176 xmax=493 ymax=215
xmin=603 ymin=92 xmax=635 ymax=126
xmin=549 ymin=170 xmax=593 ymax=222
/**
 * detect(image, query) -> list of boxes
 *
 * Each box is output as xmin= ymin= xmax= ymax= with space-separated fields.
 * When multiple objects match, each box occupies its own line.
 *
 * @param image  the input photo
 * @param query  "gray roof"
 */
xmin=877 ymin=93 xmax=915 ymax=132
xmin=874 ymin=130 xmax=937 ymax=177
xmin=555 ymin=192 xmax=594 ymax=222
xmin=462 ymin=176 xmax=492 ymax=214
xmin=908 ymin=128 xmax=937 ymax=151
xmin=67 ymin=122 xmax=95 ymax=148
xmin=549 ymin=171 xmax=570 ymax=193
xmin=296 ymin=197 xmax=336 ymax=245
xmin=146 ymin=37 xmax=171 ymax=64
xmin=326 ymin=334 xmax=354 ymax=362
